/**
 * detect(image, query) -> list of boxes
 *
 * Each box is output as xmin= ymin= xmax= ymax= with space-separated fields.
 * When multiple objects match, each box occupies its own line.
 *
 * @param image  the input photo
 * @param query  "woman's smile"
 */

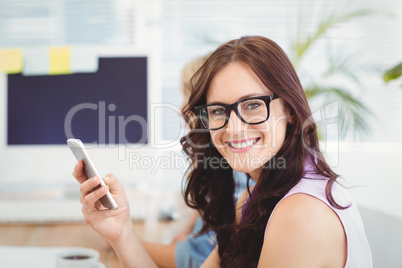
xmin=226 ymin=137 xmax=260 ymax=152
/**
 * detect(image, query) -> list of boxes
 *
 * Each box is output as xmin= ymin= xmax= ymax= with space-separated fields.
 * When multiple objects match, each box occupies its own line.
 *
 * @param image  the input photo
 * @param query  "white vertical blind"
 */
xmin=0 ymin=0 xmax=150 ymax=47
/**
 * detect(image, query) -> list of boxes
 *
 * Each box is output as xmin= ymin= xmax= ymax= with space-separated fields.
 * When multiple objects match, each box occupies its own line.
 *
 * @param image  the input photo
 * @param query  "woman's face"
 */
xmin=206 ymin=61 xmax=291 ymax=181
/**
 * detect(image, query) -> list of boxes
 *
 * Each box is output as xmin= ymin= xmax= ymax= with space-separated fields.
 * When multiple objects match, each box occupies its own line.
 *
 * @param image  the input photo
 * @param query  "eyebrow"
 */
xmin=207 ymin=93 xmax=264 ymax=105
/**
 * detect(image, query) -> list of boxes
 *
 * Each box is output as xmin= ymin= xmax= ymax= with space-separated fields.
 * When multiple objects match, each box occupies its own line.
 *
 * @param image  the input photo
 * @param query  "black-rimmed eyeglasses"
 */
xmin=193 ymin=94 xmax=279 ymax=130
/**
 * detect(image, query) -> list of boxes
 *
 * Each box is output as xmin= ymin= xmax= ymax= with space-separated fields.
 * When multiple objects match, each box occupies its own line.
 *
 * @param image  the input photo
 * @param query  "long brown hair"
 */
xmin=180 ymin=36 xmax=343 ymax=267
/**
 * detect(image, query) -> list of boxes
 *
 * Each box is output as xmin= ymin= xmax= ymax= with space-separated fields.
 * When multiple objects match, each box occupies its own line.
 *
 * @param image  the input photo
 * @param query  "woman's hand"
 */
xmin=73 ymin=160 xmax=158 ymax=268
xmin=72 ymin=160 xmax=131 ymax=243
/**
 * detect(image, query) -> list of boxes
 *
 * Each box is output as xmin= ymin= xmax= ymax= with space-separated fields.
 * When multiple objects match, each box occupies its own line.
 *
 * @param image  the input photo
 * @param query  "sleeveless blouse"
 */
xmin=261 ymin=164 xmax=373 ymax=267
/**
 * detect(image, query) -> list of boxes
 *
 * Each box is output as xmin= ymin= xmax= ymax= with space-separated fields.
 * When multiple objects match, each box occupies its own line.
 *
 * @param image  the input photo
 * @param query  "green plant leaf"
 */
xmin=383 ymin=62 xmax=402 ymax=83
xmin=324 ymin=53 xmax=361 ymax=85
xmin=305 ymin=85 xmax=372 ymax=139
xmin=291 ymin=9 xmax=372 ymax=67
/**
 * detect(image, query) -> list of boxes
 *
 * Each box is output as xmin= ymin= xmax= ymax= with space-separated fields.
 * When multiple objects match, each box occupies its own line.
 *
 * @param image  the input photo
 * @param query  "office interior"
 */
xmin=0 ymin=0 xmax=401 ymax=267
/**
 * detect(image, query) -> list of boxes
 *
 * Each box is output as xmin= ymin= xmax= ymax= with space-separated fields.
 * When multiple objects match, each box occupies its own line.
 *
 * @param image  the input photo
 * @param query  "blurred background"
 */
xmin=0 ymin=0 xmax=401 ymax=266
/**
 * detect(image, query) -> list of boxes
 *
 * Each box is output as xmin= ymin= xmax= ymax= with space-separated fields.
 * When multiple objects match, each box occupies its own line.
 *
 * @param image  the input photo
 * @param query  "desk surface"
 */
xmin=0 ymin=219 xmax=188 ymax=268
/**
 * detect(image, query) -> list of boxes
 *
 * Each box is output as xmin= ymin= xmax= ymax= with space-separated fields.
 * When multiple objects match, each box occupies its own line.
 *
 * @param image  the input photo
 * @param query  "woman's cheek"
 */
xmin=210 ymin=130 xmax=224 ymax=149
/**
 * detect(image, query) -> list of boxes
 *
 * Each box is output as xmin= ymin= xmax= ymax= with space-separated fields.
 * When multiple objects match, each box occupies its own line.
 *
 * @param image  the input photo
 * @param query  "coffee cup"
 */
xmin=56 ymin=248 xmax=105 ymax=268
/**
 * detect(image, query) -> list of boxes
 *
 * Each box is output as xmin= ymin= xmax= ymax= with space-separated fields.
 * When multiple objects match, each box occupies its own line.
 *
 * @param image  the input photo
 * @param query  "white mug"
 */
xmin=56 ymin=248 xmax=105 ymax=268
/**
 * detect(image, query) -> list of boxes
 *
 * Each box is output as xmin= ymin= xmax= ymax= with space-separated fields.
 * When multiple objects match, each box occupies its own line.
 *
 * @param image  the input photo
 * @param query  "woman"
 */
xmin=141 ymin=53 xmax=250 ymax=268
xmin=73 ymin=36 xmax=372 ymax=267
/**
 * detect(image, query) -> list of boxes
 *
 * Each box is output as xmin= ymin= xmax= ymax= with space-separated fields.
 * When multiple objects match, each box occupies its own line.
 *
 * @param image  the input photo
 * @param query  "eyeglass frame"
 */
xmin=193 ymin=93 xmax=279 ymax=130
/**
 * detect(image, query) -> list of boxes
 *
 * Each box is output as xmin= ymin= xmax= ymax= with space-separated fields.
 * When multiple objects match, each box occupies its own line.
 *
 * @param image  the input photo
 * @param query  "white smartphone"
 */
xmin=67 ymin=138 xmax=118 ymax=210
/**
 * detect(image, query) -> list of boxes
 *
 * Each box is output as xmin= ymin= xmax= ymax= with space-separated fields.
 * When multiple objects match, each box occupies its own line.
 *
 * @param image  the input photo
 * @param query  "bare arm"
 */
xmin=140 ymin=210 xmax=202 ymax=267
xmin=141 ymin=241 xmax=176 ymax=268
xmin=172 ymin=211 xmax=200 ymax=243
xmin=201 ymin=246 xmax=220 ymax=268
xmin=108 ymin=222 xmax=158 ymax=268
xmin=257 ymin=194 xmax=347 ymax=268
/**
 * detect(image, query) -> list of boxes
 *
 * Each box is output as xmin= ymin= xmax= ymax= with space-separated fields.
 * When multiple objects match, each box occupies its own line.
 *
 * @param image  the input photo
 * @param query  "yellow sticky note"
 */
xmin=0 ymin=49 xmax=23 ymax=74
xmin=49 ymin=47 xmax=71 ymax=75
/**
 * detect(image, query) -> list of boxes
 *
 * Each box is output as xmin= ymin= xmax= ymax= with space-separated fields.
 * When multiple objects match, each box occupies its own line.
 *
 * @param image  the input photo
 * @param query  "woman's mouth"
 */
xmin=226 ymin=138 xmax=260 ymax=152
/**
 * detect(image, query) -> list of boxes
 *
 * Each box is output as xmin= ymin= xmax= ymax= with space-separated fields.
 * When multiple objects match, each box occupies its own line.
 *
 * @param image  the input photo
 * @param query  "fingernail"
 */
xmin=103 ymin=176 xmax=110 ymax=181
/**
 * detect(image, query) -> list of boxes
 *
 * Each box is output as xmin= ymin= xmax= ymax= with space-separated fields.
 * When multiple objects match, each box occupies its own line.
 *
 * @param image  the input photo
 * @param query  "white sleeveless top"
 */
xmin=266 ymin=169 xmax=373 ymax=267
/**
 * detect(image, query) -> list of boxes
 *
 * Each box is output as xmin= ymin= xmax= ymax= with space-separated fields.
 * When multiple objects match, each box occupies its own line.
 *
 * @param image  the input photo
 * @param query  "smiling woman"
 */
xmin=72 ymin=35 xmax=372 ymax=268
xmin=205 ymin=62 xmax=290 ymax=177
xmin=180 ymin=36 xmax=372 ymax=267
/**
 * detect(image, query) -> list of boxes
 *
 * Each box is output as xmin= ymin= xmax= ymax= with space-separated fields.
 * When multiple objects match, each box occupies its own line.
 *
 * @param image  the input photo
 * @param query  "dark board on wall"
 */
xmin=7 ymin=57 xmax=148 ymax=145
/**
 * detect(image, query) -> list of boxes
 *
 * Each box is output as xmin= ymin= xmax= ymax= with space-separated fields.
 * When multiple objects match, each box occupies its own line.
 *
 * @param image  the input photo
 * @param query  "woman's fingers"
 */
xmin=79 ymin=176 xmax=101 ymax=199
xmin=95 ymin=205 xmax=127 ymax=219
xmin=73 ymin=160 xmax=88 ymax=184
xmin=79 ymin=173 xmax=123 ymax=209
xmin=77 ymin=171 xmax=128 ymax=219
xmin=83 ymin=205 xmax=128 ymax=226
xmin=103 ymin=173 xmax=124 ymax=193
xmin=82 ymin=185 xmax=108 ymax=212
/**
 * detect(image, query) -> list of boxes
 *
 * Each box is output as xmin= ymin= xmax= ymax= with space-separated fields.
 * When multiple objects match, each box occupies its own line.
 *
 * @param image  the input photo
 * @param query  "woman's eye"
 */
xmin=210 ymin=107 xmax=225 ymax=115
xmin=244 ymin=102 xmax=261 ymax=110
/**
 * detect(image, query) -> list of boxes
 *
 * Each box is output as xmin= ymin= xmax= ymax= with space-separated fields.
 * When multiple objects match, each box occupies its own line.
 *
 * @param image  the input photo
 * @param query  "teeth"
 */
xmin=229 ymin=138 xmax=258 ymax=149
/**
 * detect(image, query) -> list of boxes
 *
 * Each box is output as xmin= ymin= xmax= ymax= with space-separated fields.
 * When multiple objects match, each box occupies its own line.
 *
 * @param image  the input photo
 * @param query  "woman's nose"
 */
xmin=225 ymin=110 xmax=246 ymax=135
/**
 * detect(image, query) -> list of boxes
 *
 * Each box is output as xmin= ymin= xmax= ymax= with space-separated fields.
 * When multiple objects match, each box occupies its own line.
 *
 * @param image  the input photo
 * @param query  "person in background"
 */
xmin=141 ymin=54 xmax=251 ymax=268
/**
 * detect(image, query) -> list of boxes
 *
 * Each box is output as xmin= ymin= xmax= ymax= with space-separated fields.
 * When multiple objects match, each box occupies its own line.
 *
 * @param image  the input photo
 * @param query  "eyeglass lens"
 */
xmin=201 ymin=98 xmax=268 ymax=129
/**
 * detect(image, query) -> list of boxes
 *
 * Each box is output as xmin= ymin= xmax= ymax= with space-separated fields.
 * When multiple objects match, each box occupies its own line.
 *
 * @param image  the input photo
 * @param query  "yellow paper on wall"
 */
xmin=49 ymin=47 xmax=71 ymax=75
xmin=0 ymin=49 xmax=23 ymax=74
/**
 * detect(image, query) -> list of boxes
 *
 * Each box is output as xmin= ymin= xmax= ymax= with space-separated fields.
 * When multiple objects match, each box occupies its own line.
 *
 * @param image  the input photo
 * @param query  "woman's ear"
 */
xmin=287 ymin=112 xmax=294 ymax=124
xmin=285 ymin=104 xmax=294 ymax=124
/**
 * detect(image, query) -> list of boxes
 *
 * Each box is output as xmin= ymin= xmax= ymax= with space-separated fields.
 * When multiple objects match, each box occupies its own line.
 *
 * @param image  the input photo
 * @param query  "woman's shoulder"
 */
xmin=259 ymin=193 xmax=347 ymax=267
xmin=289 ymin=175 xmax=354 ymax=210
xmin=269 ymin=193 xmax=345 ymax=234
